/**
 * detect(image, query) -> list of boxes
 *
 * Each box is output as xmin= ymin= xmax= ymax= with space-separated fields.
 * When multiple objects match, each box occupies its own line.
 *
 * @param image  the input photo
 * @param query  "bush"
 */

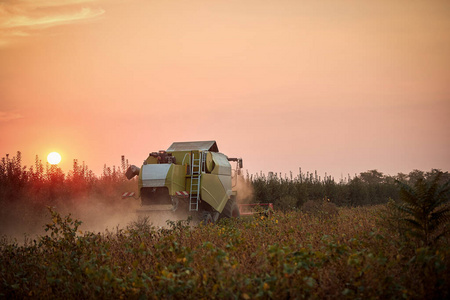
xmin=392 ymin=172 xmax=450 ymax=246
xmin=301 ymin=199 xmax=338 ymax=219
xmin=277 ymin=195 xmax=298 ymax=212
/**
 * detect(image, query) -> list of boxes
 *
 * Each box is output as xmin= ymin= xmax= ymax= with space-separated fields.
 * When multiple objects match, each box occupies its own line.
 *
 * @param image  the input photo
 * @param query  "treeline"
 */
xmin=249 ymin=169 xmax=450 ymax=210
xmin=1 ymin=151 xmax=449 ymax=212
xmin=0 ymin=151 xmax=135 ymax=206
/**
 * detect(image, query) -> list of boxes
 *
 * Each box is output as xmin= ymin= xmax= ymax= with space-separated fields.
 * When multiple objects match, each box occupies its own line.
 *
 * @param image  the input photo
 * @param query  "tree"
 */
xmin=394 ymin=172 xmax=450 ymax=246
xmin=360 ymin=169 xmax=384 ymax=184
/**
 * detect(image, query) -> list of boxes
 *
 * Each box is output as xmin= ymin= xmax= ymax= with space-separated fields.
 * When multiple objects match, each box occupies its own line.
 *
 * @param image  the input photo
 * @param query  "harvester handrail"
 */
xmin=181 ymin=153 xmax=191 ymax=166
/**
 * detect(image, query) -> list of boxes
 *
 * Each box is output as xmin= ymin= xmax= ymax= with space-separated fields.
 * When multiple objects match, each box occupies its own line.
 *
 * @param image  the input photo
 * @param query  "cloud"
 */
xmin=0 ymin=0 xmax=105 ymax=46
xmin=0 ymin=111 xmax=23 ymax=122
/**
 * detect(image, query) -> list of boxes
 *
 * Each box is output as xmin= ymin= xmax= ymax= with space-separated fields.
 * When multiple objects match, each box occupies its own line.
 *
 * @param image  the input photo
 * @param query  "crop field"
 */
xmin=1 ymin=205 xmax=449 ymax=299
xmin=1 ymin=152 xmax=449 ymax=299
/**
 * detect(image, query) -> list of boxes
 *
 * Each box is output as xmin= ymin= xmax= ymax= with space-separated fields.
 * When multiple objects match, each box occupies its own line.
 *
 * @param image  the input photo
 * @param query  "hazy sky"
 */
xmin=1 ymin=0 xmax=449 ymax=179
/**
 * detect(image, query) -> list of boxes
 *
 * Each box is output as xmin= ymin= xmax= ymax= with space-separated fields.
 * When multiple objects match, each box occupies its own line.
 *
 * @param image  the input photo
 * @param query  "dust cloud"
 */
xmin=0 ymin=196 xmax=186 ymax=243
xmin=1 ymin=176 xmax=253 ymax=242
xmin=234 ymin=175 xmax=254 ymax=204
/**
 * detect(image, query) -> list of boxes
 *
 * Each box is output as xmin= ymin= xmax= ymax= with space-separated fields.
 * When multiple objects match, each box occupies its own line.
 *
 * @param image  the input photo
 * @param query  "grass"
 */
xmin=1 ymin=205 xmax=449 ymax=299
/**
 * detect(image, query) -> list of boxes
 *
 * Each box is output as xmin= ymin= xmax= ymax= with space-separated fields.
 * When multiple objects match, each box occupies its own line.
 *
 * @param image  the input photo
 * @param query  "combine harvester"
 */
xmin=124 ymin=141 xmax=243 ymax=224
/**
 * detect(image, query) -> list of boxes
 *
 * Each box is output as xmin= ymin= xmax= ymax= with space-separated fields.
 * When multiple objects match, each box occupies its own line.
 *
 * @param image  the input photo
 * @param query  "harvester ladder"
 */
xmin=189 ymin=151 xmax=203 ymax=211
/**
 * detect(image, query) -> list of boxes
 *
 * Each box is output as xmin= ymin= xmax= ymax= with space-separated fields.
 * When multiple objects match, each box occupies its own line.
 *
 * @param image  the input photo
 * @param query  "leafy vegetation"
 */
xmin=1 ymin=206 xmax=449 ymax=299
xmin=250 ymin=169 xmax=449 ymax=208
xmin=393 ymin=172 xmax=450 ymax=246
xmin=1 ymin=152 xmax=449 ymax=298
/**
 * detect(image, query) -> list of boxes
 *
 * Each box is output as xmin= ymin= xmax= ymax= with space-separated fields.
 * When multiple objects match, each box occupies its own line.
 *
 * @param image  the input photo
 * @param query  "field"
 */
xmin=1 ymin=152 xmax=449 ymax=298
xmin=1 ymin=205 xmax=449 ymax=299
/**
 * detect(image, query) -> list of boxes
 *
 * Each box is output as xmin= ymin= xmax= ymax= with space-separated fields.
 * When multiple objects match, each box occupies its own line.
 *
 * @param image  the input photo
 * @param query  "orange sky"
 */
xmin=1 ymin=0 xmax=449 ymax=179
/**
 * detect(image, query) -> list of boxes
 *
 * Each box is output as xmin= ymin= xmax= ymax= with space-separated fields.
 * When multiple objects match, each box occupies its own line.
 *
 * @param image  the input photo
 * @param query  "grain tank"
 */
xmin=125 ymin=141 xmax=242 ymax=223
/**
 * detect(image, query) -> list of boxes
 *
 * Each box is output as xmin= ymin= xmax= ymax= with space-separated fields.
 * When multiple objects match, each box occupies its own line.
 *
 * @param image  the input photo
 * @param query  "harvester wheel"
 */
xmin=220 ymin=198 xmax=240 ymax=219
xmin=201 ymin=211 xmax=213 ymax=225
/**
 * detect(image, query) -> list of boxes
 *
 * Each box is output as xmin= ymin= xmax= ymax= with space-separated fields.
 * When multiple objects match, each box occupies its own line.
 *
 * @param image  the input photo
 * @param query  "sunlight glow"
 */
xmin=47 ymin=152 xmax=61 ymax=165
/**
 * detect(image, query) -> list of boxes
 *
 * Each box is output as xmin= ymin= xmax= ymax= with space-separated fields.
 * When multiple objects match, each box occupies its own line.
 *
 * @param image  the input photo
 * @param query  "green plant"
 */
xmin=394 ymin=172 xmax=450 ymax=246
xmin=42 ymin=206 xmax=82 ymax=245
xmin=377 ymin=198 xmax=411 ymax=243
xmin=301 ymin=198 xmax=338 ymax=220
xmin=1 ymin=205 xmax=450 ymax=299
xmin=277 ymin=195 xmax=298 ymax=212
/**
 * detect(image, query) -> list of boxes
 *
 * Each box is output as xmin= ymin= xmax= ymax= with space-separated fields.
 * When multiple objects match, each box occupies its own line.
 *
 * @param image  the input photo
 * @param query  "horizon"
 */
xmin=1 ymin=149 xmax=447 ymax=182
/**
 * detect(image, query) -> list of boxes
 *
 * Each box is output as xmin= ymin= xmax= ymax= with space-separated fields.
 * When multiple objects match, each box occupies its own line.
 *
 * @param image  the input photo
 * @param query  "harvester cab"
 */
xmin=125 ymin=141 xmax=242 ymax=223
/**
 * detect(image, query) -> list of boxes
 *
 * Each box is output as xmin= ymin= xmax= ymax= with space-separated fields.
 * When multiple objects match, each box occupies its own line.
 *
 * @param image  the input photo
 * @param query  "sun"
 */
xmin=47 ymin=152 xmax=62 ymax=165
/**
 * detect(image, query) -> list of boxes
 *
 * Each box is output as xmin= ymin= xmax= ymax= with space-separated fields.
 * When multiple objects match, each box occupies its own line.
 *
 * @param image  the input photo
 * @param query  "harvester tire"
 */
xmin=201 ymin=211 xmax=213 ymax=225
xmin=220 ymin=198 xmax=240 ymax=219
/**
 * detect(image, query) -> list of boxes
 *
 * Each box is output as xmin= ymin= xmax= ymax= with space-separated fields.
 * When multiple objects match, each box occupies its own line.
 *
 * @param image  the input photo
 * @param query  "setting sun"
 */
xmin=47 ymin=152 xmax=61 ymax=165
